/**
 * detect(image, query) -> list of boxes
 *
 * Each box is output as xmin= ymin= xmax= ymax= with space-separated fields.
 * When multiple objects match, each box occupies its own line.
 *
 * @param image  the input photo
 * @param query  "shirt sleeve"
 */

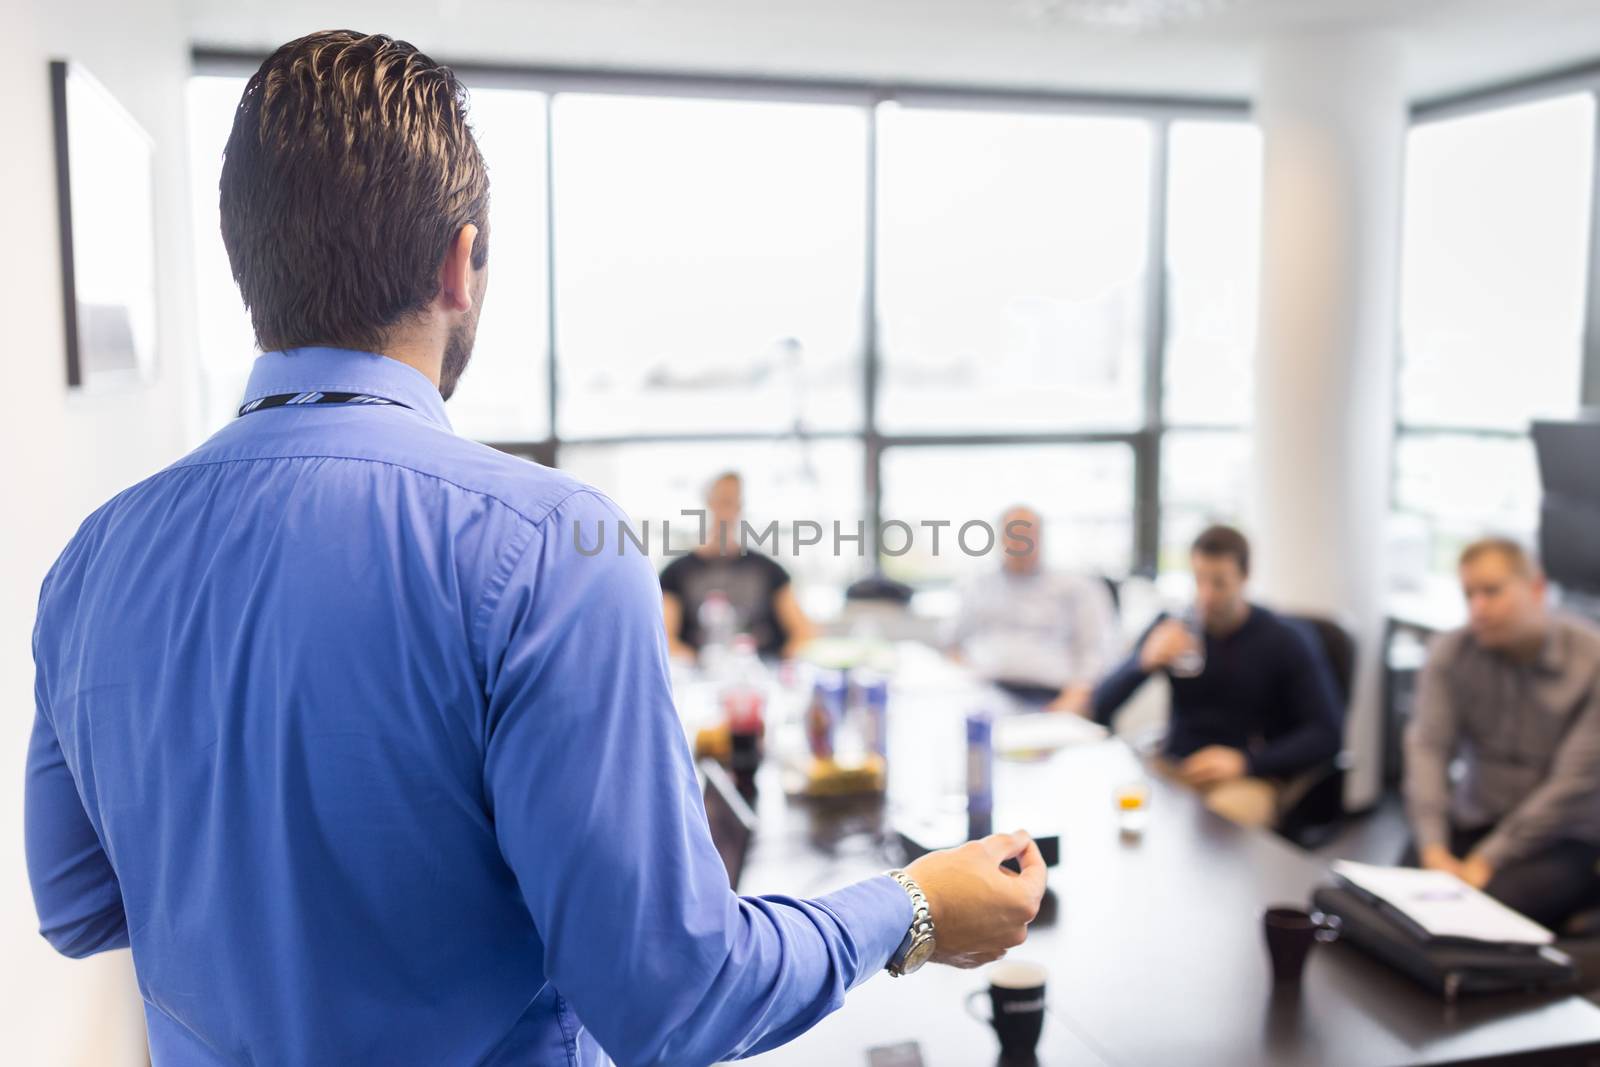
xmin=944 ymin=576 xmax=979 ymax=652
xmin=26 ymin=586 xmax=129 ymax=959
xmin=1090 ymin=616 xmax=1161 ymax=726
xmin=1474 ymin=684 xmax=1600 ymax=869
xmin=1067 ymin=577 xmax=1119 ymax=687
xmin=758 ymin=552 xmax=792 ymax=592
xmin=1402 ymin=635 xmax=1461 ymax=853
xmin=658 ymin=555 xmax=686 ymax=597
xmin=1243 ymin=623 xmax=1343 ymax=779
xmin=477 ymin=490 xmax=911 ymax=1067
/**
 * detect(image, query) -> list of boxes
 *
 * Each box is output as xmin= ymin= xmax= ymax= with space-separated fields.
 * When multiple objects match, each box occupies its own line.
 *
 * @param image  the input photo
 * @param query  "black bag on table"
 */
xmin=1311 ymin=885 xmax=1578 ymax=1002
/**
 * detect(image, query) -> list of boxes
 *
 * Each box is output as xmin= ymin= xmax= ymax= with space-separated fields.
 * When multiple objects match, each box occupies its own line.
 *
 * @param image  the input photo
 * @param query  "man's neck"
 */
xmin=1208 ymin=601 xmax=1251 ymax=637
xmin=379 ymin=333 xmax=445 ymax=392
xmin=1507 ymin=619 xmax=1551 ymax=664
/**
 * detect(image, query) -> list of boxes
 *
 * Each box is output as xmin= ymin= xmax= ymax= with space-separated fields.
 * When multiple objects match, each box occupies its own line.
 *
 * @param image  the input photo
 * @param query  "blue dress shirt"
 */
xmin=27 ymin=347 xmax=911 ymax=1066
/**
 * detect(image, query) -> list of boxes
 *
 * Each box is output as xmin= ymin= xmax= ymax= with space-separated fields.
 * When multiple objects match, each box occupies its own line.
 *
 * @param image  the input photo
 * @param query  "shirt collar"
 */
xmin=241 ymin=347 xmax=453 ymax=432
xmin=1535 ymin=621 xmax=1567 ymax=674
xmin=1472 ymin=619 xmax=1568 ymax=673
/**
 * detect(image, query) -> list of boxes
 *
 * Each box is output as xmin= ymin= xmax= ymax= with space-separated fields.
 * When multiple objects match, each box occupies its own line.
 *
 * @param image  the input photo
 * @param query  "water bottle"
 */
xmin=721 ymin=635 xmax=766 ymax=799
xmin=856 ymin=671 xmax=889 ymax=761
xmin=804 ymin=681 xmax=835 ymax=761
xmin=832 ymin=693 xmax=870 ymax=771
xmin=698 ymin=591 xmax=737 ymax=678
xmin=966 ymin=710 xmax=995 ymax=840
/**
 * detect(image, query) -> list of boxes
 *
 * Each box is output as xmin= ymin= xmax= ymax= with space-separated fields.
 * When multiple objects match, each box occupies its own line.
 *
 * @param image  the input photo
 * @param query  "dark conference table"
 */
xmin=733 ymin=725 xmax=1600 ymax=1067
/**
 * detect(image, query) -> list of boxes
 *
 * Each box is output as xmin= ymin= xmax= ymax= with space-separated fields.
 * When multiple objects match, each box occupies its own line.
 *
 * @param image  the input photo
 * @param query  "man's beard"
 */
xmin=438 ymin=301 xmax=481 ymax=401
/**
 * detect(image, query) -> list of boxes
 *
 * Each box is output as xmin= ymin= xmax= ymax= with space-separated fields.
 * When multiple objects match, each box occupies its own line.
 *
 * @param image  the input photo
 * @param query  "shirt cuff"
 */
xmin=1411 ymin=815 xmax=1451 ymax=854
xmin=813 ymin=875 xmax=915 ymax=989
xmin=1472 ymin=830 xmax=1521 ymax=871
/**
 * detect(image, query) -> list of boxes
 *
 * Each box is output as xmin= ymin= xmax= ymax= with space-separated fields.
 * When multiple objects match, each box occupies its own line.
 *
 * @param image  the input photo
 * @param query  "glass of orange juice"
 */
xmin=1113 ymin=779 xmax=1150 ymax=836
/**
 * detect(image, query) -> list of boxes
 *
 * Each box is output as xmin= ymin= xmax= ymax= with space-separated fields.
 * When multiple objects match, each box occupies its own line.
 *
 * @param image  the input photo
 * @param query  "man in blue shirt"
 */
xmin=26 ymin=30 xmax=1045 ymax=1066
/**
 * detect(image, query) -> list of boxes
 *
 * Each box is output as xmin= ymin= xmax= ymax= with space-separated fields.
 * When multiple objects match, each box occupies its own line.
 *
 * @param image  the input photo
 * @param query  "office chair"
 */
xmin=1275 ymin=613 xmax=1357 ymax=849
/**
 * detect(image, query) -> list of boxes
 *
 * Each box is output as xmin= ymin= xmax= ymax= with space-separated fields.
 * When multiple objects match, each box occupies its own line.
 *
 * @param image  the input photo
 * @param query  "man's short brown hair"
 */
xmin=219 ymin=30 xmax=489 ymax=353
xmin=1192 ymin=524 xmax=1250 ymax=576
xmin=1459 ymin=537 xmax=1540 ymax=578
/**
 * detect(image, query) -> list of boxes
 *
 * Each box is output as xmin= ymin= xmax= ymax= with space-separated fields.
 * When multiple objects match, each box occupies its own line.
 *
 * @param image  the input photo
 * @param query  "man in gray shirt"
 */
xmin=1404 ymin=537 xmax=1600 ymax=930
xmin=948 ymin=505 xmax=1119 ymax=714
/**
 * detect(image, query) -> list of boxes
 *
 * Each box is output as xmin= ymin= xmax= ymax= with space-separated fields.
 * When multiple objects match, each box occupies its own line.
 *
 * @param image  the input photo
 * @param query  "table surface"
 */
xmin=724 ymin=666 xmax=1600 ymax=1067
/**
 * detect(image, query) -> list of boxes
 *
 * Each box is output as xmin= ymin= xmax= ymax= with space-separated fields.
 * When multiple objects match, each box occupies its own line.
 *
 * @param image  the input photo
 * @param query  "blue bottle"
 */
xmin=966 ymin=710 xmax=994 ymax=839
xmin=859 ymin=673 xmax=889 ymax=759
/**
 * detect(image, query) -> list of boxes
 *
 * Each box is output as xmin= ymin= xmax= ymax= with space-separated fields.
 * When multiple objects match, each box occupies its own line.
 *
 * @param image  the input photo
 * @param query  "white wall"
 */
xmin=0 ymin=0 xmax=199 ymax=1062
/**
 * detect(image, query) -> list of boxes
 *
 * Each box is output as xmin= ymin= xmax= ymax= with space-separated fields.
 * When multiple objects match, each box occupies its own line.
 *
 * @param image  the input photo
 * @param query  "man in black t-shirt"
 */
xmin=659 ymin=471 xmax=816 ymax=660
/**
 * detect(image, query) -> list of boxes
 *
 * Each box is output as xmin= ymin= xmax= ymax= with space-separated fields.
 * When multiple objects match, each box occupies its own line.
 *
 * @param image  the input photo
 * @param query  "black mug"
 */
xmin=1262 ymin=906 xmax=1341 ymax=984
xmin=966 ymin=960 xmax=1047 ymax=1058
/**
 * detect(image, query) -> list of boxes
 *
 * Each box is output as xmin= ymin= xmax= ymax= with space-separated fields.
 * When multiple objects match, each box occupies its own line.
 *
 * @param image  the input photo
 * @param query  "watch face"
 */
xmin=904 ymin=936 xmax=936 ymax=973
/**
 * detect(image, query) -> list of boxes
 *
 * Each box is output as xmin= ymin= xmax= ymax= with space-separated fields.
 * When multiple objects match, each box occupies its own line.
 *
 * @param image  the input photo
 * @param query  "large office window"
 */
xmin=879 ymin=444 xmax=1135 ymax=585
xmin=445 ymin=88 xmax=551 ymax=442
xmin=1159 ymin=430 xmax=1251 ymax=573
xmin=876 ymin=106 xmax=1151 ymax=433
xmin=1163 ymin=120 xmax=1261 ymax=429
xmin=1395 ymin=92 xmax=1596 ymax=570
xmin=1156 ymin=119 xmax=1261 ymax=570
xmin=188 ymin=60 xmax=1262 ymax=595
xmin=552 ymin=94 xmax=867 ymax=438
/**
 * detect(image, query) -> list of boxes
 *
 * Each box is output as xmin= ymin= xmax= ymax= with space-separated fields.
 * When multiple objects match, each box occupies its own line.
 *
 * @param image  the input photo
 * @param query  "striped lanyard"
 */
xmin=237 ymin=391 xmax=411 ymax=417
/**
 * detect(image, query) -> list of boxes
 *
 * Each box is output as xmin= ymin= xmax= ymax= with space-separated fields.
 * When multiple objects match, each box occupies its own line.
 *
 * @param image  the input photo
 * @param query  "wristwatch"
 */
xmin=885 ymin=869 xmax=936 ymax=977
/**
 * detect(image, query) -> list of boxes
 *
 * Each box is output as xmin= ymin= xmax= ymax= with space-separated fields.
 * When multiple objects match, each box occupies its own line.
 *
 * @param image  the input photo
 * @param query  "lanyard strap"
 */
xmin=237 ymin=391 xmax=411 ymax=417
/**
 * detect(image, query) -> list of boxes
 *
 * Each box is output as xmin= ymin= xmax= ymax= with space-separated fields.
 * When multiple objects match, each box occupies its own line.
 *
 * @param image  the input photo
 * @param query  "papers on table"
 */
xmin=1331 ymin=860 xmax=1555 ymax=946
xmin=993 ymin=711 xmax=1108 ymax=757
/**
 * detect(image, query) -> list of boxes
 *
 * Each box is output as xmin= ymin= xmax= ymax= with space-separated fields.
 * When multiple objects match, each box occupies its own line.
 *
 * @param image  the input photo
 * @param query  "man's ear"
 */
xmin=438 ymin=223 xmax=479 ymax=312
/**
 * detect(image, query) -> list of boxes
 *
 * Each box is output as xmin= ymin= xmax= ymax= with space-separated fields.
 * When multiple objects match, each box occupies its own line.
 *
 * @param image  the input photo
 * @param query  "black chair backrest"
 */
xmin=1284 ymin=613 xmax=1356 ymax=711
xmin=699 ymin=759 xmax=758 ymax=891
xmin=1100 ymin=575 xmax=1121 ymax=615
xmin=844 ymin=572 xmax=914 ymax=605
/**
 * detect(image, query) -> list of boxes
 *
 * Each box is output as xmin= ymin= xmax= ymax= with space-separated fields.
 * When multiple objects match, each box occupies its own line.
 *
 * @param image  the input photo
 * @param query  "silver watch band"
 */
xmin=885 ymin=869 xmax=935 ymax=976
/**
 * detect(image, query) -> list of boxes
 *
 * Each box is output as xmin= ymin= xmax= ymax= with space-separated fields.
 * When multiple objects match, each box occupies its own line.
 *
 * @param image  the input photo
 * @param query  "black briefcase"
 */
xmin=1311 ymin=885 xmax=1579 ymax=1001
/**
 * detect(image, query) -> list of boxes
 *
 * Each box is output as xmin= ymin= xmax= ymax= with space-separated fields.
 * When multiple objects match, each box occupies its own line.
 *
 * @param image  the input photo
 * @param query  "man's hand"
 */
xmin=1046 ymin=685 xmax=1092 ymax=716
xmin=1177 ymin=745 xmax=1247 ymax=787
xmin=1139 ymin=619 xmax=1198 ymax=674
xmin=1419 ymin=843 xmax=1463 ymax=878
xmin=905 ymin=831 xmax=1047 ymax=969
xmin=1459 ymin=852 xmax=1495 ymax=890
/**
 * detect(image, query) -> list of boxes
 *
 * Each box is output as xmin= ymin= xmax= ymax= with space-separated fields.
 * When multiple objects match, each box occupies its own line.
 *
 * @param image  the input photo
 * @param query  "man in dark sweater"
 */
xmin=1089 ymin=525 xmax=1343 ymax=827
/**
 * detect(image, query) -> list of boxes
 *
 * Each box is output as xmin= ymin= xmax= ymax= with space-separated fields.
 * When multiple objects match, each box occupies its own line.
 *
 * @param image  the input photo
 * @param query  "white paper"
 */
xmin=993 ymin=712 xmax=1108 ymax=755
xmin=1331 ymin=860 xmax=1555 ymax=946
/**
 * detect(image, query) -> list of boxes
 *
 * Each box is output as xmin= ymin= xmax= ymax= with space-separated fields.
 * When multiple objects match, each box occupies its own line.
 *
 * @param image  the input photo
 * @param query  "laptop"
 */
xmin=698 ymin=758 xmax=759 ymax=891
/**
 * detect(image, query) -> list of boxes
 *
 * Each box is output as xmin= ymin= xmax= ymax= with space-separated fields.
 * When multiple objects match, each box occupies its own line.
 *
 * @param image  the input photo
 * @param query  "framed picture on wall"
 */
xmin=50 ymin=59 xmax=159 ymax=389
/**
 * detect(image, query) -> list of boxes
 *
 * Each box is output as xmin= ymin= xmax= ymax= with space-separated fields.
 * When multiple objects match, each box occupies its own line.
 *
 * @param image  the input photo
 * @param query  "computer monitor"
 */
xmin=698 ymin=759 xmax=759 ymax=892
xmin=1532 ymin=419 xmax=1600 ymax=597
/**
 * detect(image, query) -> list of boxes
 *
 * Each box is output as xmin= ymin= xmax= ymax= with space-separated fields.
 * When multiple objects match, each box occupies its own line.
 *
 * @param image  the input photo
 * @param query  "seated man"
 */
xmin=660 ymin=470 xmax=816 ymax=660
xmin=1089 ymin=525 xmax=1343 ymax=828
xmin=1403 ymin=537 xmax=1600 ymax=931
xmin=948 ymin=505 xmax=1118 ymax=714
